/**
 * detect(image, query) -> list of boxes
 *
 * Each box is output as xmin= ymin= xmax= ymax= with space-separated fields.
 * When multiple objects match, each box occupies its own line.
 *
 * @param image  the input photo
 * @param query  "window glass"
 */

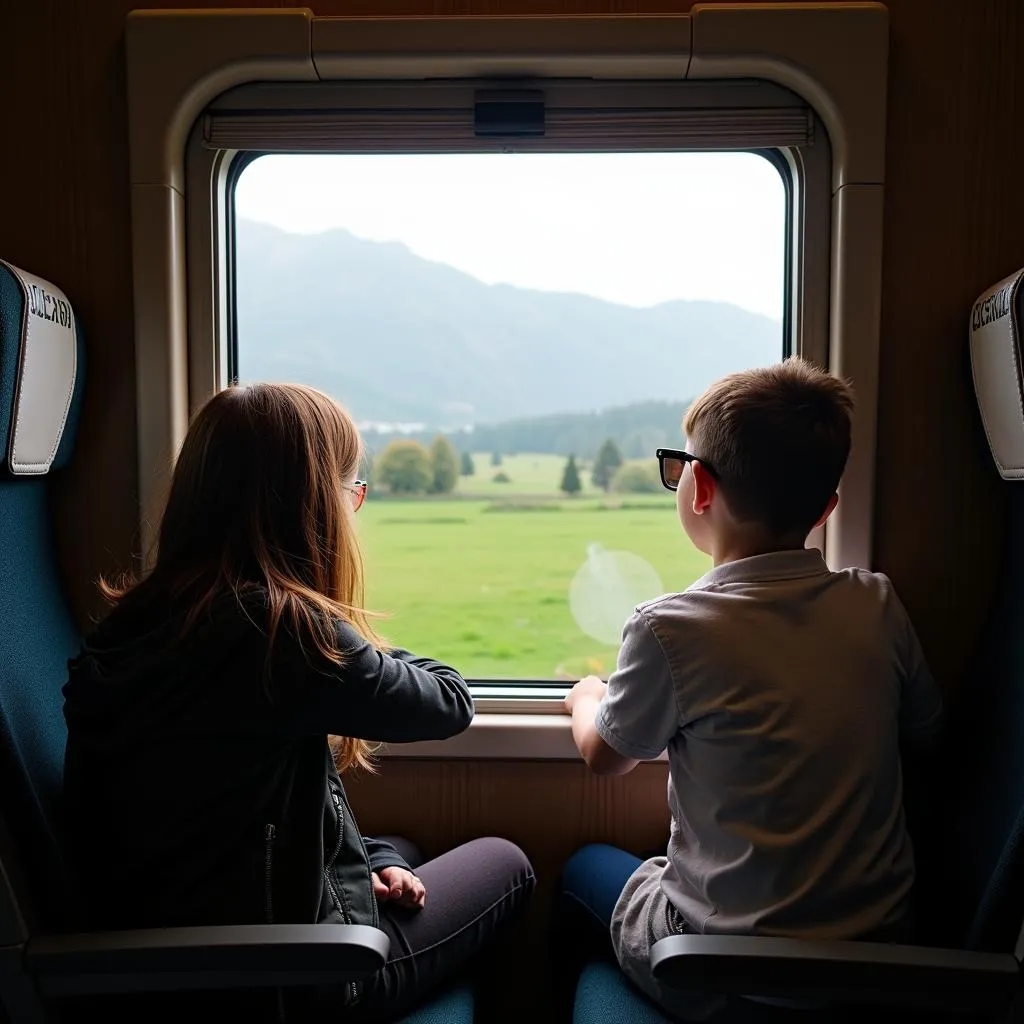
xmin=234 ymin=152 xmax=784 ymax=680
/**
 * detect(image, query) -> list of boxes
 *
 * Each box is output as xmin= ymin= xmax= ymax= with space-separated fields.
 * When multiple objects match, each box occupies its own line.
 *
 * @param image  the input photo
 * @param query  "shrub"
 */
xmin=611 ymin=460 xmax=661 ymax=494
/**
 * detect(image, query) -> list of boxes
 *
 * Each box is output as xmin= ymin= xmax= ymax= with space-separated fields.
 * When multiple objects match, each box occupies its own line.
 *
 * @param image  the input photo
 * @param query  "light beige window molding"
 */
xmin=126 ymin=2 xmax=887 ymax=583
xmin=379 ymin=713 xmax=670 ymax=762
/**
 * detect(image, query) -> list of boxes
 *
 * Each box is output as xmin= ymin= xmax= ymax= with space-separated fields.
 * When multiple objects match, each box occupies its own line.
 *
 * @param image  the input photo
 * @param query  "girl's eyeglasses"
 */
xmin=655 ymin=448 xmax=718 ymax=491
xmin=346 ymin=480 xmax=368 ymax=512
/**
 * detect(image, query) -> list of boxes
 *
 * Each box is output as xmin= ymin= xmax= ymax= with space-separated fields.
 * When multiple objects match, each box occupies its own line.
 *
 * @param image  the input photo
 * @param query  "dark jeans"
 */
xmin=561 ymin=842 xmax=643 ymax=936
xmin=553 ymin=843 xmax=643 ymax=1018
xmin=352 ymin=835 xmax=536 ymax=1021
xmin=79 ymin=838 xmax=534 ymax=1024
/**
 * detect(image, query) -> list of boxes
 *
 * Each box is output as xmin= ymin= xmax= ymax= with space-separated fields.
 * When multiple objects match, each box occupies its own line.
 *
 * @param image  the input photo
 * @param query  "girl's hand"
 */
xmin=372 ymin=867 xmax=426 ymax=909
xmin=564 ymin=675 xmax=607 ymax=714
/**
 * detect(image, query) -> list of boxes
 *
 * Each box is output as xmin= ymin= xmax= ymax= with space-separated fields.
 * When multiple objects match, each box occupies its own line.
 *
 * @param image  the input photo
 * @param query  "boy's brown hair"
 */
xmin=683 ymin=357 xmax=855 ymax=537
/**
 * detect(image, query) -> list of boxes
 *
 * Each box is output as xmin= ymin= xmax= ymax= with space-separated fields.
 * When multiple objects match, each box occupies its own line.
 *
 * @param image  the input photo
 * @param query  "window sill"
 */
xmin=379 ymin=712 xmax=669 ymax=763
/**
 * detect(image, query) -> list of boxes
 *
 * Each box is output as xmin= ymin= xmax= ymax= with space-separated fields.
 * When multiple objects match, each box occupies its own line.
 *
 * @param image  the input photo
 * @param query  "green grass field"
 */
xmin=359 ymin=463 xmax=710 ymax=679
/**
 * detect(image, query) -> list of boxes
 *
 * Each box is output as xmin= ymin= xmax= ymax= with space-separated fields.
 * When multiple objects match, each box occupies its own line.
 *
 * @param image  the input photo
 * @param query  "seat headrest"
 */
xmin=970 ymin=269 xmax=1024 ymax=480
xmin=0 ymin=261 xmax=84 ymax=476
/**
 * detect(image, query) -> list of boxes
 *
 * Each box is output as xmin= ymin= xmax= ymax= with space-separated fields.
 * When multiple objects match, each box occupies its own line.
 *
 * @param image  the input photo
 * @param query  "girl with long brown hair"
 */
xmin=62 ymin=383 xmax=534 ymax=1019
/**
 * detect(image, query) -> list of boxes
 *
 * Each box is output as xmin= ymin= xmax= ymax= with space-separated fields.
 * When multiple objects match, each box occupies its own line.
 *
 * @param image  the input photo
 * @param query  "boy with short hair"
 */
xmin=561 ymin=358 xmax=942 ymax=1018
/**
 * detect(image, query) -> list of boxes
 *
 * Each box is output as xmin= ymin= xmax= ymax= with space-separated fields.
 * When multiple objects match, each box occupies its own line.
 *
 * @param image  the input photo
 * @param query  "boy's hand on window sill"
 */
xmin=564 ymin=675 xmax=607 ymax=714
xmin=564 ymin=675 xmax=639 ymax=775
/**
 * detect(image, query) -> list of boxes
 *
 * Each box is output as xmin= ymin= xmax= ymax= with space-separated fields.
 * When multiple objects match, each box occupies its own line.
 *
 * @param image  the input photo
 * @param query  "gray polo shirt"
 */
xmin=596 ymin=548 xmax=942 ymax=943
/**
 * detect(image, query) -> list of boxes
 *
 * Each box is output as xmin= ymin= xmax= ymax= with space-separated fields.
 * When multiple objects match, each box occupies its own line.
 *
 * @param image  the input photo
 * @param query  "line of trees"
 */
xmin=371 ymin=435 xmax=661 ymax=497
xmin=359 ymin=399 xmax=690 ymax=462
xmin=467 ymin=400 xmax=689 ymax=459
xmin=559 ymin=440 xmax=660 ymax=496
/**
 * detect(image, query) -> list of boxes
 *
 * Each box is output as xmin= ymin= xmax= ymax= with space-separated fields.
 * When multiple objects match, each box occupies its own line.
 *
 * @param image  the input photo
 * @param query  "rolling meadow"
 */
xmin=359 ymin=453 xmax=710 ymax=679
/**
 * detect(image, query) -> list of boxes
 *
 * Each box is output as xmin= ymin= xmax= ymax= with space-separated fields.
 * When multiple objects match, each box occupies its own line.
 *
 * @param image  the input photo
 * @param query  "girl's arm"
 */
xmin=363 ymin=837 xmax=413 ymax=873
xmin=290 ymin=620 xmax=474 ymax=742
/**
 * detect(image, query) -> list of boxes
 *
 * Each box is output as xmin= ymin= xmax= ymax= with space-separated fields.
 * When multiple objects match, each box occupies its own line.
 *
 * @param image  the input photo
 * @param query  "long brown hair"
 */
xmin=102 ymin=383 xmax=382 ymax=772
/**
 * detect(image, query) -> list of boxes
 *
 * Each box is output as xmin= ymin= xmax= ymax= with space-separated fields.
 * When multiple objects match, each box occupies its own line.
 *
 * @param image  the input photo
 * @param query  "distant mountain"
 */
xmin=235 ymin=219 xmax=781 ymax=427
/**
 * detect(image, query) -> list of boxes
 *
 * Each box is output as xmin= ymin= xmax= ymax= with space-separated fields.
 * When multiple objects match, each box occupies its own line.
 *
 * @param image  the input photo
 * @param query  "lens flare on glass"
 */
xmin=569 ymin=543 xmax=664 ymax=645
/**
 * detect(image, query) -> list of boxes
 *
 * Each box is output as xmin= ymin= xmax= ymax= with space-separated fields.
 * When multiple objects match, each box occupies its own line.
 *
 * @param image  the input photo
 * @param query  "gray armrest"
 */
xmin=650 ymin=935 xmax=1019 ymax=1013
xmin=27 ymin=923 xmax=389 ymax=997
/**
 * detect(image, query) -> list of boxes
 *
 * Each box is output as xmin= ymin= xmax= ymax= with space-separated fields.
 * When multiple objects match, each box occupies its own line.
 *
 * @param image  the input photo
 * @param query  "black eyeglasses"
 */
xmin=656 ymin=448 xmax=719 ymax=491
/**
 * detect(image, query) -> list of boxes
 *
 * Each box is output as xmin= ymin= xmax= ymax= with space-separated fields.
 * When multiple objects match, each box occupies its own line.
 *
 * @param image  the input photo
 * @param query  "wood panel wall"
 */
xmin=1 ymin=0 xmax=1023 ymax=1017
xmin=1 ymin=0 xmax=1020 ymax=692
xmin=346 ymin=759 xmax=669 ymax=1019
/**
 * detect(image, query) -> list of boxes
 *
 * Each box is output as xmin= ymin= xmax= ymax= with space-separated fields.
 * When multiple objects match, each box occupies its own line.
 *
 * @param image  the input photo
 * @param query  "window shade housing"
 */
xmin=201 ymin=80 xmax=814 ymax=153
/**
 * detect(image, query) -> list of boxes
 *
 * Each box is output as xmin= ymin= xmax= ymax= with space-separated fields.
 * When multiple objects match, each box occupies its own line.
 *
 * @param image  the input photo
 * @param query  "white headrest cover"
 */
xmin=0 ymin=260 xmax=78 ymax=476
xmin=970 ymin=268 xmax=1024 ymax=480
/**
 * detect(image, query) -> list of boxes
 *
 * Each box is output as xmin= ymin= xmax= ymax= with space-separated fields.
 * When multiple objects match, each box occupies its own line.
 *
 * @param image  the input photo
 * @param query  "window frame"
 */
xmin=127 ymin=5 xmax=888 ymax=754
xmin=187 ymin=82 xmax=825 ymax=711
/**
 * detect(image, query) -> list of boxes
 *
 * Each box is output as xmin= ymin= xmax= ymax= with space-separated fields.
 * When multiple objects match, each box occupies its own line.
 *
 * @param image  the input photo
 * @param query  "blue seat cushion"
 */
xmin=573 ymin=960 xmax=837 ymax=1023
xmin=0 ymin=479 xmax=80 ymax=924
xmin=395 ymin=983 xmax=474 ymax=1024
xmin=573 ymin=961 xmax=674 ymax=1024
xmin=0 ymin=260 xmax=86 ymax=927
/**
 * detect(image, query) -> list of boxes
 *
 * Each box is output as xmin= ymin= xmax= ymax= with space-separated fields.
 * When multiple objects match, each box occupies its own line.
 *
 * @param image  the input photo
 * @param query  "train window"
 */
xmin=128 ymin=7 xmax=889 ymax=728
xmin=231 ymin=150 xmax=786 ymax=684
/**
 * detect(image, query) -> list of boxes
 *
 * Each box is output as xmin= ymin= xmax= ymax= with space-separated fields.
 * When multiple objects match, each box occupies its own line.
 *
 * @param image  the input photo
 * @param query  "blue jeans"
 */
xmin=561 ymin=843 xmax=644 ymax=934
xmin=554 ymin=843 xmax=645 ymax=1015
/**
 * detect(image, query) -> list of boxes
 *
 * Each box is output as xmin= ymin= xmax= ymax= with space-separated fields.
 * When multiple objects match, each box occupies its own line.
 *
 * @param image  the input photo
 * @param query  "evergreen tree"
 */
xmin=429 ymin=435 xmax=460 ymax=494
xmin=591 ymin=438 xmax=624 ymax=493
xmin=460 ymin=451 xmax=475 ymax=477
xmin=491 ymin=451 xmax=503 ymax=467
xmin=560 ymin=454 xmax=582 ymax=496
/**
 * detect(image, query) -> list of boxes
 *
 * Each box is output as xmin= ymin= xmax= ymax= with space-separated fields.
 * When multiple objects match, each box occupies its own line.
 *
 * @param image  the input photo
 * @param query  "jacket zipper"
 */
xmin=325 ymin=789 xmax=360 ymax=1005
xmin=324 ymin=791 xmax=351 ymax=923
xmin=265 ymin=824 xmax=287 ymax=1024
xmin=340 ymin=785 xmax=379 ymax=930
xmin=264 ymin=823 xmax=276 ymax=924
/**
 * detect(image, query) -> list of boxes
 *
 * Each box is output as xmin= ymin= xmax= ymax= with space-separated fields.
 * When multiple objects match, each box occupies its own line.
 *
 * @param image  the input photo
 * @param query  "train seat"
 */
xmin=0 ymin=260 xmax=472 ymax=1023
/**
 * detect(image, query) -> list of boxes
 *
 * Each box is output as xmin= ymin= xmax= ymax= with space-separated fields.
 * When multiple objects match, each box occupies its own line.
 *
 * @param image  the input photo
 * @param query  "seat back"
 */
xmin=935 ymin=267 xmax=1024 ymax=954
xmin=0 ymin=261 xmax=85 ymax=935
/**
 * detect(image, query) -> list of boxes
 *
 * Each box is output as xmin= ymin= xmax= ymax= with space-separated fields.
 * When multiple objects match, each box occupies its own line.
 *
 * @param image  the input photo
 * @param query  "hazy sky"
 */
xmin=235 ymin=151 xmax=784 ymax=321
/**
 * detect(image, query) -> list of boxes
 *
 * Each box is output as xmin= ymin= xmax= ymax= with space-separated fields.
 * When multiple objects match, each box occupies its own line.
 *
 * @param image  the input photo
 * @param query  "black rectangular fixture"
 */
xmin=474 ymin=90 xmax=545 ymax=138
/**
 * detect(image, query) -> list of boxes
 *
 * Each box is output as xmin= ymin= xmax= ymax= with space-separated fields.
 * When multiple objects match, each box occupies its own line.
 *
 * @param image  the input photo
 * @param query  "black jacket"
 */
xmin=61 ymin=589 xmax=473 ymax=948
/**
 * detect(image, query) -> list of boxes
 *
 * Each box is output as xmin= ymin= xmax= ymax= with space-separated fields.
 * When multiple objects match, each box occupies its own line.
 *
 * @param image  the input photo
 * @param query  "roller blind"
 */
xmin=203 ymin=105 xmax=813 ymax=152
